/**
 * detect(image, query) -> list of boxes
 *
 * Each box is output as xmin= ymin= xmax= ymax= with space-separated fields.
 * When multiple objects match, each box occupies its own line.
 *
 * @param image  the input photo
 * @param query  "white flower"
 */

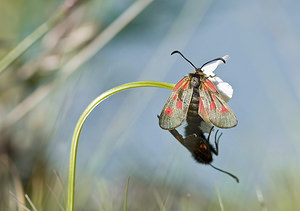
xmin=202 ymin=55 xmax=233 ymax=102
xmin=202 ymin=55 xmax=230 ymax=77
xmin=210 ymin=76 xmax=233 ymax=102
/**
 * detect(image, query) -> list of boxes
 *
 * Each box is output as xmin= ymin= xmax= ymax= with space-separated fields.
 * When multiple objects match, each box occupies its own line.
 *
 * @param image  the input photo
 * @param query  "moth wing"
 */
xmin=198 ymin=79 xmax=238 ymax=128
xmin=159 ymin=77 xmax=193 ymax=130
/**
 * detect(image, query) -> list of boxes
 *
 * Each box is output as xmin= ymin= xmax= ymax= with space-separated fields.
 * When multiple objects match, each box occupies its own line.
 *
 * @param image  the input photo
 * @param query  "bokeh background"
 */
xmin=1 ymin=0 xmax=300 ymax=210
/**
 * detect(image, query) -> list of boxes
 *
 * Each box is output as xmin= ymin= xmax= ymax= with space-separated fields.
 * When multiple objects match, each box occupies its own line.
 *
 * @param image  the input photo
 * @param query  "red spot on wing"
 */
xmin=183 ymin=81 xmax=189 ymax=90
xmin=210 ymin=101 xmax=216 ymax=111
xmin=220 ymin=106 xmax=228 ymax=114
xmin=199 ymin=98 xmax=208 ymax=119
xmin=173 ymin=94 xmax=178 ymax=100
xmin=176 ymin=100 xmax=183 ymax=110
xmin=173 ymin=78 xmax=186 ymax=91
xmin=205 ymin=79 xmax=217 ymax=92
xmin=203 ymin=84 xmax=208 ymax=91
xmin=164 ymin=107 xmax=173 ymax=116
xmin=212 ymin=94 xmax=217 ymax=99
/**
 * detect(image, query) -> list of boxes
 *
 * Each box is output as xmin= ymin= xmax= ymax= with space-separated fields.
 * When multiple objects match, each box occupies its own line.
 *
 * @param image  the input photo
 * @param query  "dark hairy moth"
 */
xmin=159 ymin=51 xmax=238 ymax=130
xmin=169 ymin=123 xmax=239 ymax=183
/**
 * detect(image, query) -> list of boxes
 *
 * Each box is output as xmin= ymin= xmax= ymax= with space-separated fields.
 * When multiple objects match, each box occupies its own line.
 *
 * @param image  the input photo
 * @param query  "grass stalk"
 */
xmin=216 ymin=186 xmax=225 ymax=211
xmin=2 ymin=0 xmax=153 ymax=128
xmin=0 ymin=0 xmax=81 ymax=74
xmin=124 ymin=177 xmax=130 ymax=211
xmin=66 ymin=81 xmax=174 ymax=211
xmin=185 ymin=194 xmax=190 ymax=211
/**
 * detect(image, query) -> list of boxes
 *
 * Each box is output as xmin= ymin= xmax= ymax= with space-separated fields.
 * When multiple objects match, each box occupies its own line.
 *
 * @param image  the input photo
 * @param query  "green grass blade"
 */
xmin=185 ymin=194 xmax=190 ymax=211
xmin=124 ymin=177 xmax=130 ymax=211
xmin=216 ymin=186 xmax=225 ymax=211
xmin=0 ymin=0 xmax=79 ymax=74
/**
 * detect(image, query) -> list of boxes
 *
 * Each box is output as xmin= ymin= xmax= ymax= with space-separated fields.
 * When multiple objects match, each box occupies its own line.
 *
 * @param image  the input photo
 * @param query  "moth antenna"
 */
xmin=171 ymin=50 xmax=197 ymax=69
xmin=209 ymin=164 xmax=239 ymax=183
xmin=200 ymin=58 xmax=226 ymax=70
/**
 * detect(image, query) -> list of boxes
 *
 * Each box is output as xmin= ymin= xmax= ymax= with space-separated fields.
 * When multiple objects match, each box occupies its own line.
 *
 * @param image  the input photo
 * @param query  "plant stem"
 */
xmin=67 ymin=81 xmax=174 ymax=211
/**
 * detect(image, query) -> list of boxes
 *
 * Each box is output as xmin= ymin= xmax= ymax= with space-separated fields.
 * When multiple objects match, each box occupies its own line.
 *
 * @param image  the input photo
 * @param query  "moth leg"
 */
xmin=211 ymin=129 xmax=223 ymax=156
xmin=157 ymin=114 xmax=185 ymax=144
xmin=208 ymin=126 xmax=218 ymax=155
xmin=207 ymin=126 xmax=214 ymax=141
xmin=169 ymin=129 xmax=185 ymax=145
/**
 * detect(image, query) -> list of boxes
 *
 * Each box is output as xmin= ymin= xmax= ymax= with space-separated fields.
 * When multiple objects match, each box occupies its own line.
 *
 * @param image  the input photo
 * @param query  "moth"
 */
xmin=159 ymin=51 xmax=238 ymax=130
xmin=169 ymin=123 xmax=239 ymax=183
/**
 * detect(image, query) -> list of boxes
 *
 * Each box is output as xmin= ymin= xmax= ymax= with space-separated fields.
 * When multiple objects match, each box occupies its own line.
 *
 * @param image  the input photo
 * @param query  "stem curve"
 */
xmin=67 ymin=81 xmax=174 ymax=211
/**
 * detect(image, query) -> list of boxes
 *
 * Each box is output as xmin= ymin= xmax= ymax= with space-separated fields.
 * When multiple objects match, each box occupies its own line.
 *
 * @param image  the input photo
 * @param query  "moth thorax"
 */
xmin=190 ymin=77 xmax=200 ymax=88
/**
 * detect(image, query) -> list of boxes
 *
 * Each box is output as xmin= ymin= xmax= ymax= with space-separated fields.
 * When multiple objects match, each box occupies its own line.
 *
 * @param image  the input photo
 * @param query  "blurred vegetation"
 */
xmin=0 ymin=0 xmax=103 ymax=210
xmin=1 ymin=0 xmax=300 ymax=210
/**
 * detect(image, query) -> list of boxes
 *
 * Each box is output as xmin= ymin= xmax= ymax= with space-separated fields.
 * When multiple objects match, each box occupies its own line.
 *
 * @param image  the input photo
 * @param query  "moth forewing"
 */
xmin=210 ymin=95 xmax=238 ymax=128
xmin=159 ymin=51 xmax=238 ymax=130
xmin=198 ymin=80 xmax=238 ymax=128
xmin=159 ymin=78 xmax=193 ymax=130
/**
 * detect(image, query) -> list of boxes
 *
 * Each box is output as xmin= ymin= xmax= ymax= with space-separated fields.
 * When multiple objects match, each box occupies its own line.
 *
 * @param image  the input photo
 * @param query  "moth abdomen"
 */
xmin=186 ymin=87 xmax=200 ymax=122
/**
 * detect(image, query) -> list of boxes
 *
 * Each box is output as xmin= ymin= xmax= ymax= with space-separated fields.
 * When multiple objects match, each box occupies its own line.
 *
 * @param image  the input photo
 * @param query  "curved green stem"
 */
xmin=67 ymin=81 xmax=174 ymax=211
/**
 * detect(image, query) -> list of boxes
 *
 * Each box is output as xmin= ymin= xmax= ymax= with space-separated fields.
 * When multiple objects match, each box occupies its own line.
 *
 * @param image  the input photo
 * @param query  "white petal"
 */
xmin=222 ymin=55 xmax=230 ymax=61
xmin=210 ymin=76 xmax=233 ymax=102
xmin=202 ymin=55 xmax=230 ymax=77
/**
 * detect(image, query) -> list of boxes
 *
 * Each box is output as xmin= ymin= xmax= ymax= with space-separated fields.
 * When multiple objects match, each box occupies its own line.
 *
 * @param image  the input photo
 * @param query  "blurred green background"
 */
xmin=1 ymin=0 xmax=300 ymax=210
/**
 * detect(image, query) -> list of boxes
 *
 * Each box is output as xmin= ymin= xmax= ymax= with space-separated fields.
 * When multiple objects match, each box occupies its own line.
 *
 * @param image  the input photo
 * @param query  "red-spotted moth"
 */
xmin=159 ymin=51 xmax=238 ymax=130
xmin=168 ymin=121 xmax=239 ymax=183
